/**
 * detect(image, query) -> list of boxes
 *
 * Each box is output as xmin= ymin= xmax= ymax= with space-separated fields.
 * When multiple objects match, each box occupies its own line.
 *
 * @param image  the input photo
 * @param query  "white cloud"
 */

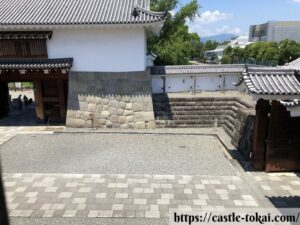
xmin=194 ymin=10 xmax=232 ymax=24
xmin=188 ymin=23 xmax=243 ymax=37
xmin=292 ymin=0 xmax=300 ymax=2
xmin=186 ymin=10 xmax=243 ymax=37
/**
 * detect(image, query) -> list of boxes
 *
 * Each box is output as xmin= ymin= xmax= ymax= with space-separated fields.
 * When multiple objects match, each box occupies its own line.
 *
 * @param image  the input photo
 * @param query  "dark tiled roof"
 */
xmin=0 ymin=31 xmax=52 ymax=40
xmin=243 ymin=67 xmax=300 ymax=95
xmin=151 ymin=64 xmax=246 ymax=75
xmin=0 ymin=58 xmax=73 ymax=70
xmin=0 ymin=0 xmax=165 ymax=26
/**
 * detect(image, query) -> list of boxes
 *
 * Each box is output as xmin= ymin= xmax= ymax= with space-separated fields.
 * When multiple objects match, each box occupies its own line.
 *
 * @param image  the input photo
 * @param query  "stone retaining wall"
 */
xmin=66 ymin=71 xmax=155 ymax=129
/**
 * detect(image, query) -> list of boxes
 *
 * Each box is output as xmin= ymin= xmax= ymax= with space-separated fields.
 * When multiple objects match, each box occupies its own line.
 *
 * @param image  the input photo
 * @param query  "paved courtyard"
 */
xmin=0 ymin=127 xmax=299 ymax=225
xmin=1 ymin=134 xmax=235 ymax=175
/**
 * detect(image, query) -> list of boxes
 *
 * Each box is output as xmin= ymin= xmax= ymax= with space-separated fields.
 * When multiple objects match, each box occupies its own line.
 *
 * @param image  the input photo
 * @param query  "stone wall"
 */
xmin=224 ymin=108 xmax=255 ymax=159
xmin=66 ymin=70 xmax=155 ymax=129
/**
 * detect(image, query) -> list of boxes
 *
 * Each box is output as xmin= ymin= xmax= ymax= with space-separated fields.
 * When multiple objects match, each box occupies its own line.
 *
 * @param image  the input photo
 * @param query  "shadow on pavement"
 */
xmin=266 ymin=196 xmax=300 ymax=208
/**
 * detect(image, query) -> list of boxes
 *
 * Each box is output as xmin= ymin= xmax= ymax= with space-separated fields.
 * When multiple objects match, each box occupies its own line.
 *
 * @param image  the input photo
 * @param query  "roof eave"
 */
xmin=0 ymin=21 xmax=165 ymax=31
xmin=249 ymin=93 xmax=300 ymax=101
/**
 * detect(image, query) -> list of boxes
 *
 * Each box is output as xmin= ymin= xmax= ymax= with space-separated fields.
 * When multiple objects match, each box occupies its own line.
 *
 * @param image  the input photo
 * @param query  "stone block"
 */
xmin=126 ymin=116 xmax=134 ymax=123
xmin=103 ymin=105 xmax=109 ymax=111
xmin=87 ymin=103 xmax=96 ymax=112
xmin=124 ymin=110 xmax=133 ymax=116
xmin=95 ymin=98 xmax=103 ymax=104
xmin=94 ymin=119 xmax=106 ymax=126
xmin=126 ymin=103 xmax=133 ymax=110
xmin=96 ymin=105 xmax=103 ymax=113
xmin=109 ymin=100 xmax=119 ymax=108
xmin=109 ymin=107 xmax=118 ymax=115
xmin=67 ymin=110 xmax=76 ymax=118
xmin=86 ymin=96 xmax=96 ymax=103
xmin=119 ymin=102 xmax=126 ymax=109
xmin=120 ymin=124 xmax=129 ymax=129
xmin=85 ymin=120 xmax=93 ymax=128
xmin=122 ymin=96 xmax=131 ymax=103
xmin=85 ymin=112 xmax=94 ymax=120
xmin=119 ymin=116 xmax=126 ymax=124
xmin=106 ymin=120 xmax=113 ymax=128
xmin=102 ymin=99 xmax=109 ymax=105
xmin=135 ymin=121 xmax=146 ymax=129
xmin=66 ymin=118 xmax=86 ymax=128
xmin=133 ymin=103 xmax=143 ymax=112
xmin=146 ymin=121 xmax=156 ymax=129
xmin=110 ymin=115 xmax=119 ymax=123
xmin=79 ymin=102 xmax=88 ymax=111
xmin=117 ymin=109 xmax=124 ymax=116
xmin=101 ymin=111 xmax=111 ymax=119
xmin=134 ymin=112 xmax=154 ymax=122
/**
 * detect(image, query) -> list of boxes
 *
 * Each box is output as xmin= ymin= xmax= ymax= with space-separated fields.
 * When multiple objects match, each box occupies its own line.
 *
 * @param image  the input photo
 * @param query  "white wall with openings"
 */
xmin=47 ymin=27 xmax=147 ymax=72
xmin=152 ymin=73 xmax=241 ymax=93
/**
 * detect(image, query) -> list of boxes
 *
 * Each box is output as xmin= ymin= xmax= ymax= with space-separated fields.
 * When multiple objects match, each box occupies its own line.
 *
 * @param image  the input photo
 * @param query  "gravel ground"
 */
xmin=0 ymin=133 xmax=235 ymax=175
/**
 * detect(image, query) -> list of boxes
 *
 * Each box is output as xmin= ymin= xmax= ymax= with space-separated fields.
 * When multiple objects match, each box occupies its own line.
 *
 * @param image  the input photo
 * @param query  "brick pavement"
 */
xmin=3 ymin=173 xmax=260 ymax=218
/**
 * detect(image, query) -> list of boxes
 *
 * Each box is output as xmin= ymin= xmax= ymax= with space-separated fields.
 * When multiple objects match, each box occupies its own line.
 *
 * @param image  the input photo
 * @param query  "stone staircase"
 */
xmin=153 ymin=93 xmax=255 ymax=147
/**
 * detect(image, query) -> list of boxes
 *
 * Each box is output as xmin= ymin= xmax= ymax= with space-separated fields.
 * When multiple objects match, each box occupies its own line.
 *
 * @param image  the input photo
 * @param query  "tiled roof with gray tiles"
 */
xmin=0 ymin=58 xmax=73 ymax=70
xmin=280 ymin=99 xmax=300 ymax=107
xmin=0 ymin=0 xmax=165 ymax=26
xmin=243 ymin=67 xmax=300 ymax=95
xmin=281 ymin=58 xmax=300 ymax=71
xmin=151 ymin=64 xmax=246 ymax=76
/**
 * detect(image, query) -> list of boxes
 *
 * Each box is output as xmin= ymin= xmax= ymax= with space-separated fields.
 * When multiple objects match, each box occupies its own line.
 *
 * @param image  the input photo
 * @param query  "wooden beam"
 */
xmin=252 ymin=99 xmax=270 ymax=171
xmin=33 ymin=80 xmax=45 ymax=121
xmin=0 ymin=71 xmax=68 ymax=82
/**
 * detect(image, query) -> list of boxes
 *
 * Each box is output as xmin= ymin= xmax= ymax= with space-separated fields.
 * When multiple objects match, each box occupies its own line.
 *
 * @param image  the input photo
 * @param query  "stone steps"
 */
xmin=153 ymin=94 xmax=255 ymax=149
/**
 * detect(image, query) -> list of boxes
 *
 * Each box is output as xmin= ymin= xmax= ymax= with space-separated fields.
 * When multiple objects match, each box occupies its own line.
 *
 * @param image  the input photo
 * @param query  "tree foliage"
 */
xmin=222 ymin=39 xmax=300 ymax=65
xmin=148 ymin=0 xmax=200 ymax=65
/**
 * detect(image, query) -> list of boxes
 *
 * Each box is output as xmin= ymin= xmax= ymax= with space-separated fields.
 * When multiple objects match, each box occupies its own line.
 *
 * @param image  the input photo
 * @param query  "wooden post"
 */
xmin=252 ymin=99 xmax=270 ymax=171
xmin=33 ymin=80 xmax=45 ymax=121
xmin=57 ymin=80 xmax=66 ymax=120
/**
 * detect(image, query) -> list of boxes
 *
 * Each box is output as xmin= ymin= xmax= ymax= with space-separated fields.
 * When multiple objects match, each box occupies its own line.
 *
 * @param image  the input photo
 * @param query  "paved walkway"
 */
xmin=0 ymin=126 xmax=299 ymax=223
xmin=3 ymin=173 xmax=258 ymax=219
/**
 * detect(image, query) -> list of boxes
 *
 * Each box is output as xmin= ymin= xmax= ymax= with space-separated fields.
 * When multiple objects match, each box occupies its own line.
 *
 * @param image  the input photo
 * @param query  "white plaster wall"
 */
xmin=165 ymin=77 xmax=194 ymax=93
xmin=152 ymin=77 xmax=164 ymax=93
xmin=47 ymin=28 xmax=147 ymax=72
xmin=151 ymin=74 xmax=241 ymax=93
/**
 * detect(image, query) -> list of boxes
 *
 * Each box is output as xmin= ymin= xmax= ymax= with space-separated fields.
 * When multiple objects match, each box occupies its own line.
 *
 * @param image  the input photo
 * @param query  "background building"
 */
xmin=249 ymin=21 xmax=300 ymax=42
xmin=204 ymin=36 xmax=252 ymax=64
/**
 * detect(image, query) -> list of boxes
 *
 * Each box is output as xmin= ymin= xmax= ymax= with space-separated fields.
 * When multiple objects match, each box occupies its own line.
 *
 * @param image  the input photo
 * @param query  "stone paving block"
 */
xmin=72 ymin=198 xmax=87 ymax=204
xmin=3 ymin=171 xmax=300 ymax=219
xmin=115 ymin=193 xmax=128 ymax=199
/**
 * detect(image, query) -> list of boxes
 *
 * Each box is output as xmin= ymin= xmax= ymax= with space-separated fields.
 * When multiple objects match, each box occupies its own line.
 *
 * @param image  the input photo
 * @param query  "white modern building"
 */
xmin=204 ymin=36 xmax=252 ymax=64
xmin=249 ymin=21 xmax=300 ymax=42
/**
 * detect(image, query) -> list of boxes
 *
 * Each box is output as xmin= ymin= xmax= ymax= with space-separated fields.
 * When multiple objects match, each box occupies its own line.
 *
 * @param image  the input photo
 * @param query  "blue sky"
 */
xmin=180 ymin=0 xmax=300 ymax=37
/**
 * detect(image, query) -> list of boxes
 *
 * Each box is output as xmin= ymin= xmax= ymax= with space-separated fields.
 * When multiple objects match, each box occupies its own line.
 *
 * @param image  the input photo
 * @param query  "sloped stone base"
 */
xmin=66 ymin=71 xmax=155 ymax=129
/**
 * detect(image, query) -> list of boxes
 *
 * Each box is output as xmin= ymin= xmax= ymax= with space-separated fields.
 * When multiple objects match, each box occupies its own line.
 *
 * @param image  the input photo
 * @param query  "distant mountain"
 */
xmin=201 ymin=34 xmax=238 ymax=43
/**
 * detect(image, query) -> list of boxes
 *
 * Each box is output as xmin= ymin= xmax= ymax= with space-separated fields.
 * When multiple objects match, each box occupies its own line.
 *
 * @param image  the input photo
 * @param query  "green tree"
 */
xmin=203 ymin=40 xmax=218 ymax=51
xmin=148 ymin=0 xmax=200 ymax=65
xmin=278 ymin=39 xmax=300 ymax=65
